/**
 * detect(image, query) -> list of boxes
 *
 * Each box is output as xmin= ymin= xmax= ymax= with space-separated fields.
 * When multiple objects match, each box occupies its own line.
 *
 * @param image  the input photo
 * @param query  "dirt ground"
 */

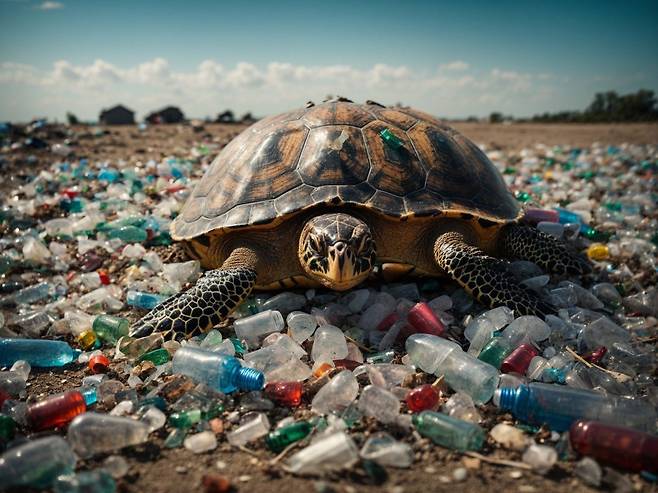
xmin=2 ymin=120 xmax=657 ymax=493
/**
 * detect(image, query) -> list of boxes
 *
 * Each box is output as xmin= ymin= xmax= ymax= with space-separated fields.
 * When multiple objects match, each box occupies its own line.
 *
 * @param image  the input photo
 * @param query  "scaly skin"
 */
xmin=434 ymin=231 xmax=556 ymax=316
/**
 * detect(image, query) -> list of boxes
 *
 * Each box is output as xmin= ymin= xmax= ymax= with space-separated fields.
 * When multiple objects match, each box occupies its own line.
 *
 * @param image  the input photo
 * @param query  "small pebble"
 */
xmin=452 ymin=467 xmax=468 ymax=482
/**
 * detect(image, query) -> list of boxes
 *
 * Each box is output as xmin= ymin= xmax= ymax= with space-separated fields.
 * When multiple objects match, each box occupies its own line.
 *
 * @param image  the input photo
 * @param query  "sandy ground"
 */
xmin=2 ymin=121 xmax=656 ymax=493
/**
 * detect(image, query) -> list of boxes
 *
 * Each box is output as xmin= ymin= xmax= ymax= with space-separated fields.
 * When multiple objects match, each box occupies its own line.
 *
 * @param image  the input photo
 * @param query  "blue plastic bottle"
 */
xmin=554 ymin=207 xmax=582 ymax=225
xmin=0 ymin=339 xmax=81 ymax=368
xmin=496 ymin=382 xmax=656 ymax=433
xmin=126 ymin=291 xmax=166 ymax=310
xmin=172 ymin=347 xmax=264 ymax=393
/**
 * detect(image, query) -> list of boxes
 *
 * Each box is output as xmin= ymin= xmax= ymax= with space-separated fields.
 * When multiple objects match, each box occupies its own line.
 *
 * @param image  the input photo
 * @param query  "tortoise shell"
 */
xmin=172 ymin=101 xmax=520 ymax=240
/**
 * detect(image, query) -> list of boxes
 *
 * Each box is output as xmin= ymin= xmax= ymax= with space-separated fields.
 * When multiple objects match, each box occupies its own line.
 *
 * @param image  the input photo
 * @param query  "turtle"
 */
xmin=130 ymin=98 xmax=590 ymax=340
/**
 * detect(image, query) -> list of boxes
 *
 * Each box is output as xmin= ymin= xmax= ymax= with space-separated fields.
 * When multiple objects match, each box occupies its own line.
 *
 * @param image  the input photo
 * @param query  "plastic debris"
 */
xmin=0 ymin=123 xmax=656 ymax=491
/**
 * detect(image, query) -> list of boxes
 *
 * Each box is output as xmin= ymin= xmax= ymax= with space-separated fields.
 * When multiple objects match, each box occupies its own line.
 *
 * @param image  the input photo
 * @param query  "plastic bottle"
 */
xmin=226 ymin=413 xmax=270 ymax=446
xmin=126 ymin=290 xmax=166 ymax=310
xmin=172 ymin=346 xmax=264 ymax=393
xmin=0 ymin=338 xmax=81 ymax=367
xmin=266 ymin=421 xmax=313 ymax=453
xmin=0 ymin=414 xmax=16 ymax=441
xmin=107 ymin=225 xmax=147 ymax=242
xmin=8 ymin=281 xmax=51 ymax=305
xmin=286 ymin=431 xmax=359 ymax=474
xmin=495 ymin=382 xmax=656 ymax=432
xmin=264 ymin=381 xmax=303 ymax=406
xmin=234 ymin=310 xmax=285 ymax=345
xmin=555 ymin=207 xmax=582 ymax=225
xmin=477 ymin=336 xmax=513 ymax=368
xmin=569 ymin=420 xmax=658 ymax=473
xmin=0 ymin=436 xmax=76 ymax=489
xmin=92 ymin=314 xmax=129 ymax=343
xmin=67 ymin=412 xmax=151 ymax=458
xmin=27 ymin=390 xmax=86 ymax=430
xmin=412 ymin=410 xmax=485 ymax=451
xmin=524 ymin=208 xmax=560 ymax=224
xmin=501 ymin=344 xmax=539 ymax=374
xmin=138 ymin=347 xmax=170 ymax=365
xmin=406 ymin=302 xmax=446 ymax=337
xmin=406 ymin=334 xmax=499 ymax=404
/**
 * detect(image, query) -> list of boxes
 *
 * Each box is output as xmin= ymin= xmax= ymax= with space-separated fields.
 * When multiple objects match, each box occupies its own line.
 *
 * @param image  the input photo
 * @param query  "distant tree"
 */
xmin=216 ymin=110 xmax=235 ymax=123
xmin=534 ymin=89 xmax=658 ymax=123
xmin=66 ymin=112 xmax=79 ymax=125
xmin=489 ymin=112 xmax=504 ymax=123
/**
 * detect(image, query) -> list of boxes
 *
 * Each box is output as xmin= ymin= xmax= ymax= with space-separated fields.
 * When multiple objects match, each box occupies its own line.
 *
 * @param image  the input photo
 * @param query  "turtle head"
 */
xmin=299 ymin=213 xmax=376 ymax=291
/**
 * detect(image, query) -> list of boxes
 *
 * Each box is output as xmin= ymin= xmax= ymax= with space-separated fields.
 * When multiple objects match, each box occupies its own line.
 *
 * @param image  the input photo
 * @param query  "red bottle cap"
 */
xmin=89 ymin=354 xmax=110 ymax=374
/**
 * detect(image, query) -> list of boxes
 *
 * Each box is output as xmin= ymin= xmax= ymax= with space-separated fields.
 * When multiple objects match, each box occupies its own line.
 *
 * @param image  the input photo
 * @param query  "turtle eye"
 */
xmin=308 ymin=235 xmax=324 ymax=255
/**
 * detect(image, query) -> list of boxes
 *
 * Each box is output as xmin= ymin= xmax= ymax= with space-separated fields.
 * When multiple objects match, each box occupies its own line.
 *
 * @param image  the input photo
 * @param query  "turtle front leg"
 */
xmin=129 ymin=247 xmax=258 ymax=340
xmin=500 ymin=224 xmax=591 ymax=276
xmin=433 ymin=232 xmax=555 ymax=317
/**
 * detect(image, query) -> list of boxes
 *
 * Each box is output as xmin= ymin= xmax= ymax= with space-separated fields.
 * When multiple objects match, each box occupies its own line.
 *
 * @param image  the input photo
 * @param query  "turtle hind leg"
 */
xmin=433 ymin=231 xmax=555 ymax=317
xmin=500 ymin=224 xmax=591 ymax=276
xmin=129 ymin=248 xmax=258 ymax=340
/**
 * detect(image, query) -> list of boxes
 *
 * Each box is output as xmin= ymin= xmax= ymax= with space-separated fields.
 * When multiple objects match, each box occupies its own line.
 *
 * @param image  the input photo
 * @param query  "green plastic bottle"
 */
xmin=412 ymin=411 xmax=485 ymax=451
xmin=265 ymin=421 xmax=313 ymax=453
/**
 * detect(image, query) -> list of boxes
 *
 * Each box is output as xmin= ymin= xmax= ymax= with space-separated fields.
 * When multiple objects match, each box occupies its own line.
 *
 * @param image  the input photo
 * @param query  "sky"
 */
xmin=1 ymin=0 xmax=657 ymax=122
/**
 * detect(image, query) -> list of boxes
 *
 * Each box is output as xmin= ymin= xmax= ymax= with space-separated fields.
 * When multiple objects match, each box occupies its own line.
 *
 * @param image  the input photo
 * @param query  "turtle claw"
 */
xmin=128 ymin=322 xmax=155 ymax=339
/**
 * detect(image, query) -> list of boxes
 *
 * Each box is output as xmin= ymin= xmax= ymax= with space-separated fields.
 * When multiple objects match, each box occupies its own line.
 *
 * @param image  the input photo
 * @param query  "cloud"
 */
xmin=0 ymin=57 xmax=556 ymax=120
xmin=439 ymin=60 xmax=470 ymax=72
xmin=36 ymin=1 xmax=63 ymax=10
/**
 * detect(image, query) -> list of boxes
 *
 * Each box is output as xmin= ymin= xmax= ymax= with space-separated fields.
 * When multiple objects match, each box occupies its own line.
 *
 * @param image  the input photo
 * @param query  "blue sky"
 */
xmin=1 ymin=0 xmax=657 ymax=121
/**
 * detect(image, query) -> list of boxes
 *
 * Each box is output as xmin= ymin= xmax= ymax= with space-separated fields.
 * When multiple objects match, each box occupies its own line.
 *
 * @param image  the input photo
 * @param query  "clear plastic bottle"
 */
xmin=172 ymin=346 xmax=264 ymax=393
xmin=496 ymin=382 xmax=656 ymax=432
xmin=0 ymin=436 xmax=76 ymax=489
xmin=406 ymin=334 xmax=499 ymax=403
xmin=67 ymin=412 xmax=151 ymax=458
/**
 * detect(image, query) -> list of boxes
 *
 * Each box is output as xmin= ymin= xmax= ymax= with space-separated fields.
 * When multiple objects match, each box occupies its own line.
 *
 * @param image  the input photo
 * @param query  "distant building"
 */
xmin=99 ymin=105 xmax=135 ymax=125
xmin=145 ymin=106 xmax=185 ymax=124
xmin=216 ymin=110 xmax=235 ymax=123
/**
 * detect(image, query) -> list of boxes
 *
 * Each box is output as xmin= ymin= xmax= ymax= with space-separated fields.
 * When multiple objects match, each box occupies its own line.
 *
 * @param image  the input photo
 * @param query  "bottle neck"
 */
xmin=232 ymin=365 xmax=264 ymax=391
xmin=498 ymin=386 xmax=519 ymax=411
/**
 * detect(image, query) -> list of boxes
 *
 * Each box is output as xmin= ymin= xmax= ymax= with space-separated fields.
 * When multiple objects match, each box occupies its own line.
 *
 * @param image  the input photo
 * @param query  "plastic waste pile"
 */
xmin=0 ymin=125 xmax=657 ymax=492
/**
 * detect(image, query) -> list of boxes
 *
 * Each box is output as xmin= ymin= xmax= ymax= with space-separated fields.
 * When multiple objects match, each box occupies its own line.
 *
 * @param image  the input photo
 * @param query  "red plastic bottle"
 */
xmin=500 ymin=344 xmax=538 ymax=374
xmin=407 ymin=302 xmax=445 ymax=337
xmin=405 ymin=384 xmax=440 ymax=412
xmin=570 ymin=420 xmax=658 ymax=473
xmin=264 ymin=381 xmax=303 ymax=407
xmin=27 ymin=390 xmax=86 ymax=430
